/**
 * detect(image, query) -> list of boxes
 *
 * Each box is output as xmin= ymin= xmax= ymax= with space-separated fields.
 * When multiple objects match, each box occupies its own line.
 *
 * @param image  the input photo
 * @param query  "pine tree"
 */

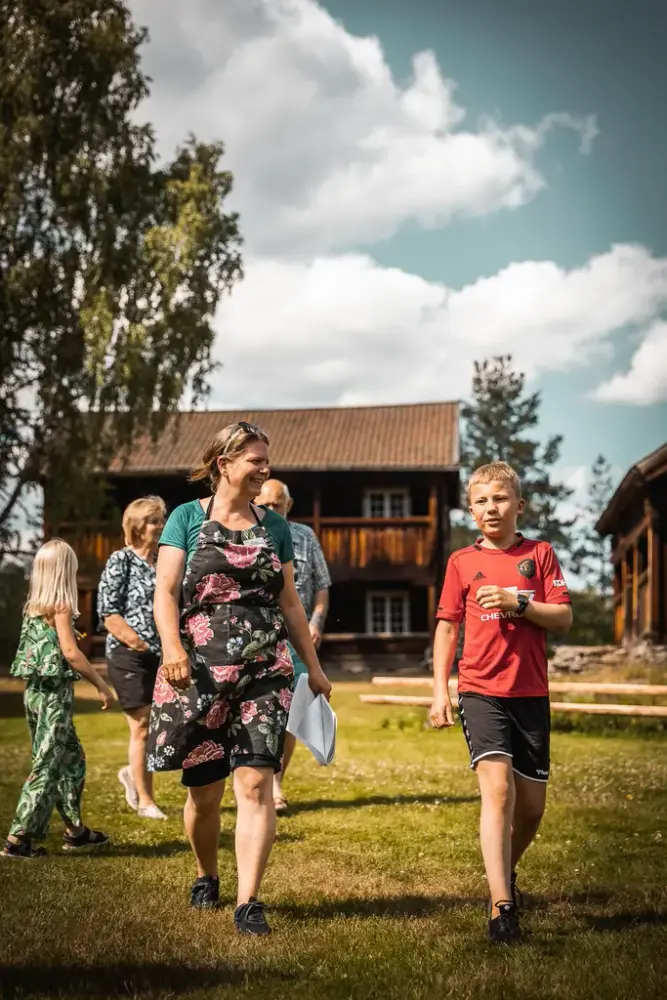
xmin=459 ymin=355 xmax=573 ymax=549
xmin=570 ymin=455 xmax=615 ymax=594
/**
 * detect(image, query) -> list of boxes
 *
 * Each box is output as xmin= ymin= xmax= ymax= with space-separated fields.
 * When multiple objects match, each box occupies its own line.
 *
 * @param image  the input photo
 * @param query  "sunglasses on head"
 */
xmin=220 ymin=421 xmax=266 ymax=457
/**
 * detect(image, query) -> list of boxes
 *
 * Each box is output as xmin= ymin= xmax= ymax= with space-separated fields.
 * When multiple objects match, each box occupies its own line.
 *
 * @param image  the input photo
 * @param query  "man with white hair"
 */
xmin=255 ymin=478 xmax=331 ymax=812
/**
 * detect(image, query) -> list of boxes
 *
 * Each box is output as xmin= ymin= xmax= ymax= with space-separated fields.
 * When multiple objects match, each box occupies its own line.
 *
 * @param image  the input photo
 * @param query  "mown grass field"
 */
xmin=1 ymin=679 xmax=667 ymax=1000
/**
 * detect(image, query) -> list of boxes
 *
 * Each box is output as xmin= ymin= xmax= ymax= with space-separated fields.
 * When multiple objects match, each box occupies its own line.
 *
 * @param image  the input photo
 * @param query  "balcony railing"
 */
xmin=57 ymin=523 xmax=123 ymax=581
xmin=311 ymin=518 xmax=436 ymax=568
xmin=57 ymin=515 xmax=437 ymax=579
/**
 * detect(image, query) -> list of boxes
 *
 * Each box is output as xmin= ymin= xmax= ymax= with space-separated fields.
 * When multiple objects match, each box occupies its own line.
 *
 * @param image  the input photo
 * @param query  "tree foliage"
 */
xmin=0 ymin=0 xmax=243 ymax=557
xmin=570 ymin=454 xmax=615 ymax=594
xmin=560 ymin=588 xmax=614 ymax=646
xmin=459 ymin=356 xmax=573 ymax=548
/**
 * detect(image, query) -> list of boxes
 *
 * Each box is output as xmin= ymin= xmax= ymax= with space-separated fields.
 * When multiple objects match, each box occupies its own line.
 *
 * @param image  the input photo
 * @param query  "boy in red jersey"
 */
xmin=430 ymin=462 xmax=572 ymax=944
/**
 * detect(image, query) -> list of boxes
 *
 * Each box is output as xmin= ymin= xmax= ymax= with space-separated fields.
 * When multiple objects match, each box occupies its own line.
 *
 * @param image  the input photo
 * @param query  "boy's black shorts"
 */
xmin=458 ymin=692 xmax=551 ymax=782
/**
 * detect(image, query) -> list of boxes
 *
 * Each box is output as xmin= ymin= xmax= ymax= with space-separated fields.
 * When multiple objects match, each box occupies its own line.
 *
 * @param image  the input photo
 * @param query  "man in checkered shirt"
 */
xmin=255 ymin=479 xmax=331 ymax=811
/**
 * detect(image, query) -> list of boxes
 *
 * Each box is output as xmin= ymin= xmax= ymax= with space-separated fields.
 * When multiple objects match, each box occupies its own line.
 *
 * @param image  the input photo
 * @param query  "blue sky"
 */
xmin=323 ymin=0 xmax=667 ymax=476
xmin=132 ymin=0 xmax=667 ymax=498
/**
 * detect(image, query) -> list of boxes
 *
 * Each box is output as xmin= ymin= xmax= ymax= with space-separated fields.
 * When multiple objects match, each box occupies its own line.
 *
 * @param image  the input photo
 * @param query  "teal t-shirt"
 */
xmin=159 ymin=500 xmax=294 ymax=565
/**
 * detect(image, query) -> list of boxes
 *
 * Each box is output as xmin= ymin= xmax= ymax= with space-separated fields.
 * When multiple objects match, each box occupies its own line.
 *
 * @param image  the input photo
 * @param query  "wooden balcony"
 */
xmin=57 ymin=516 xmax=438 ymax=583
xmin=57 ymin=522 xmax=123 ymax=584
xmin=313 ymin=517 xmax=436 ymax=569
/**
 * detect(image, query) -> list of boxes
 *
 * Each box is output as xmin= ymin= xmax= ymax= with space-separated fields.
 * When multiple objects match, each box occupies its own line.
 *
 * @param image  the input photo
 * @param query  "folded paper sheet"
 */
xmin=286 ymin=674 xmax=337 ymax=766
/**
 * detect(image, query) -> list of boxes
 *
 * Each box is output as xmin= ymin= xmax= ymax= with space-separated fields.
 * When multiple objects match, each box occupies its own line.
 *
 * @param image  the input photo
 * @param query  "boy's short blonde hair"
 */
xmin=467 ymin=462 xmax=522 ymax=503
xmin=122 ymin=496 xmax=167 ymax=546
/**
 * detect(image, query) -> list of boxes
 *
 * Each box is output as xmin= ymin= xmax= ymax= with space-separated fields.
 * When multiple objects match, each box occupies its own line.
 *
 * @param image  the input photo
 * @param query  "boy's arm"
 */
xmin=475 ymin=587 xmax=572 ymax=631
xmin=523 ymin=601 xmax=572 ymax=631
xmin=477 ymin=544 xmax=573 ymax=632
xmin=430 ymin=619 xmax=460 ymax=728
xmin=430 ymin=556 xmax=464 ymax=728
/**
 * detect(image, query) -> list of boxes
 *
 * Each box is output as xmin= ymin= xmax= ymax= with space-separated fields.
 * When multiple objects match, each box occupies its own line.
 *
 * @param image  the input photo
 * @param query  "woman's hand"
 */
xmin=162 ymin=647 xmax=191 ymax=690
xmin=130 ymin=638 xmax=150 ymax=653
xmin=97 ymin=681 xmax=115 ymax=711
xmin=308 ymin=665 xmax=332 ymax=701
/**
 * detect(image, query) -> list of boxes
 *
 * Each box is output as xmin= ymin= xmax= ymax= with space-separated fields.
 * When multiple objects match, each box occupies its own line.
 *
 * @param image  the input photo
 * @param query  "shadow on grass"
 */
xmin=0 ymin=961 xmax=295 ymax=998
xmin=221 ymin=794 xmax=478 ymax=815
xmin=585 ymin=910 xmax=667 ymax=932
xmin=104 ymin=838 xmax=220 ymax=859
xmin=522 ymin=888 xmax=616 ymax=912
xmin=102 ymin=830 xmax=304 ymax=859
xmin=274 ymin=893 xmax=484 ymax=920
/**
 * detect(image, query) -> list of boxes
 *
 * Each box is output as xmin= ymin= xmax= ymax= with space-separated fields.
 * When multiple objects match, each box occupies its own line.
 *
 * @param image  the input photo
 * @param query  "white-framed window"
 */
xmin=363 ymin=489 xmax=411 ymax=519
xmin=365 ymin=591 xmax=410 ymax=635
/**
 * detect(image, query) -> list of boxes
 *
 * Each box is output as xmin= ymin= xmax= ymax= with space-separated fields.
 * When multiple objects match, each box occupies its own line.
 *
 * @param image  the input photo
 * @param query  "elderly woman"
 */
xmin=97 ymin=496 xmax=167 ymax=820
xmin=147 ymin=421 xmax=331 ymax=936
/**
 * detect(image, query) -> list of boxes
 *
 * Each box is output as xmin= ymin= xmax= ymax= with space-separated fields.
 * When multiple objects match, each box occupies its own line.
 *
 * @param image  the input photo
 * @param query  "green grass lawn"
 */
xmin=1 ymin=681 xmax=667 ymax=1000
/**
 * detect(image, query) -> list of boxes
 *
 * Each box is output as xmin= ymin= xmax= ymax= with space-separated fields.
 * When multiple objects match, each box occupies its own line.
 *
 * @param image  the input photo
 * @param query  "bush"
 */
xmin=561 ymin=588 xmax=614 ymax=645
xmin=0 ymin=563 xmax=28 ymax=670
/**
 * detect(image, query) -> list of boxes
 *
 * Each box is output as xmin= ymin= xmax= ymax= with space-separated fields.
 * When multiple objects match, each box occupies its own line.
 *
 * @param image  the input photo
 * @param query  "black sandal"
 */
xmin=62 ymin=827 xmax=110 ymax=852
xmin=1 ymin=837 xmax=47 ymax=859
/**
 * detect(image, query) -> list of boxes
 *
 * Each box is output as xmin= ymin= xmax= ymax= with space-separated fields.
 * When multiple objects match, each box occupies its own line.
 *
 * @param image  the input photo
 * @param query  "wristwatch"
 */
xmin=515 ymin=593 xmax=530 ymax=617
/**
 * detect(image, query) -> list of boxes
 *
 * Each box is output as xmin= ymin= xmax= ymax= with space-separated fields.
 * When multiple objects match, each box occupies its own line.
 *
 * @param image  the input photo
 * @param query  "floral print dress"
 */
xmin=147 ymin=501 xmax=294 ymax=781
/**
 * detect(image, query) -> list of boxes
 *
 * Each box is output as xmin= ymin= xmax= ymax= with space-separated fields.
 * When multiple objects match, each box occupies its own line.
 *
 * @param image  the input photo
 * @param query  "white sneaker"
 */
xmin=118 ymin=766 xmax=139 ymax=811
xmin=137 ymin=804 xmax=168 ymax=821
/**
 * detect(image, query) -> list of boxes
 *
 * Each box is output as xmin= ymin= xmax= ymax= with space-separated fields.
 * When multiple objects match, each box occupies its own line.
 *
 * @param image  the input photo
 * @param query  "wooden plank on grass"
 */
xmin=362 ymin=694 xmax=440 ymax=707
xmin=550 ymin=701 xmax=667 ymax=717
xmin=370 ymin=676 xmax=667 ymax=696
xmin=360 ymin=694 xmax=667 ymax=717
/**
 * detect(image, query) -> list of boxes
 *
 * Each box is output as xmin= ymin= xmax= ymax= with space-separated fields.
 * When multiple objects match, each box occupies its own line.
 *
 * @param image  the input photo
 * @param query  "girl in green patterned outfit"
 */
xmin=2 ymin=539 xmax=114 ymax=860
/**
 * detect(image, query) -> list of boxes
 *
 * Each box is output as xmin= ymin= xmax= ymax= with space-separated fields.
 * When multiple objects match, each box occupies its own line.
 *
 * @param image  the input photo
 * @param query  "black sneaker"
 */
xmin=234 ymin=897 xmax=271 ymax=936
xmin=190 ymin=875 xmax=220 ymax=909
xmin=1 ymin=838 xmax=47 ymax=859
xmin=511 ymin=871 xmax=524 ymax=910
xmin=488 ymin=901 xmax=522 ymax=944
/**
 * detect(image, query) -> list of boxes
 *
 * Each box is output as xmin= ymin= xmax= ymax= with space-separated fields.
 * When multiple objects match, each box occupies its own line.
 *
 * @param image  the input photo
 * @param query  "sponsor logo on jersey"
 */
xmin=552 ymin=579 xmax=566 ymax=587
xmin=473 ymin=571 xmax=486 ymax=581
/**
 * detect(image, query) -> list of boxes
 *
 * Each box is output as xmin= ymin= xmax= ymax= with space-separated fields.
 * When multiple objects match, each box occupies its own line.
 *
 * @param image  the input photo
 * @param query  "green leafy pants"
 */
xmin=9 ymin=679 xmax=86 ymax=841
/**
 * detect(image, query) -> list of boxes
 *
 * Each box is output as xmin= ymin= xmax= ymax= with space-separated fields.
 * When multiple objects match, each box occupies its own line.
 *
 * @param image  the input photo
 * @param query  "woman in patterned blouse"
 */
xmin=97 ymin=496 xmax=167 ymax=820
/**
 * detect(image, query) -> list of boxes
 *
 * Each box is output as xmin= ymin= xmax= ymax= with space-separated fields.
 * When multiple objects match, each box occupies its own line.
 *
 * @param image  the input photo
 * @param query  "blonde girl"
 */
xmin=2 ymin=539 xmax=114 ymax=859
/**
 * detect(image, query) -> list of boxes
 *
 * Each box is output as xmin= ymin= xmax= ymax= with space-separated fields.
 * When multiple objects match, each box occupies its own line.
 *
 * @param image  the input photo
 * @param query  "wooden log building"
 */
xmin=52 ymin=402 xmax=460 ymax=670
xmin=596 ymin=441 xmax=667 ymax=644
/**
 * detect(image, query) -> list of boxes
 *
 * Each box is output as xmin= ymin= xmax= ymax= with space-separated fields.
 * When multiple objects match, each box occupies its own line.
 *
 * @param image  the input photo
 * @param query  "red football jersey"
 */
xmin=436 ymin=535 xmax=571 ymax=697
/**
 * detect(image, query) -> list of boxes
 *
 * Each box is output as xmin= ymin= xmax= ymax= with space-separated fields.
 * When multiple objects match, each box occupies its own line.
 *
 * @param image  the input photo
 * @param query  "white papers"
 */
xmin=286 ymin=674 xmax=337 ymax=766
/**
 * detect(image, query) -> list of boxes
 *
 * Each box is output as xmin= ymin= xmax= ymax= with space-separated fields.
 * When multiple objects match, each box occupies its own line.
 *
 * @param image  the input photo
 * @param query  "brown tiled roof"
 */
xmin=110 ymin=402 xmax=459 ymax=474
xmin=596 ymin=441 xmax=667 ymax=535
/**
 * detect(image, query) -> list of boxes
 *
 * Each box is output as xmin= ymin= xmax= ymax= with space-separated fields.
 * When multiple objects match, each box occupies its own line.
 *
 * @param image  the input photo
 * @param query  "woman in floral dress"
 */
xmin=148 ymin=421 xmax=331 ymax=936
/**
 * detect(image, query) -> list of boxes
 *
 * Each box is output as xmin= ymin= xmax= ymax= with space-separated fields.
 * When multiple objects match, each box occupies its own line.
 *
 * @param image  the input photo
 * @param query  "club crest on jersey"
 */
xmin=517 ymin=557 xmax=536 ymax=579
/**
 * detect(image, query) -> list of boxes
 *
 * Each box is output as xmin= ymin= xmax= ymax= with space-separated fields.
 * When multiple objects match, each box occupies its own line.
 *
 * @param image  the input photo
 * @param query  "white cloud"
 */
xmin=130 ymin=0 xmax=595 ymax=255
xmin=211 ymin=244 xmax=667 ymax=407
xmin=123 ymin=0 xmax=667 ymax=414
xmin=590 ymin=320 xmax=667 ymax=405
xmin=447 ymin=243 xmax=667 ymax=372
